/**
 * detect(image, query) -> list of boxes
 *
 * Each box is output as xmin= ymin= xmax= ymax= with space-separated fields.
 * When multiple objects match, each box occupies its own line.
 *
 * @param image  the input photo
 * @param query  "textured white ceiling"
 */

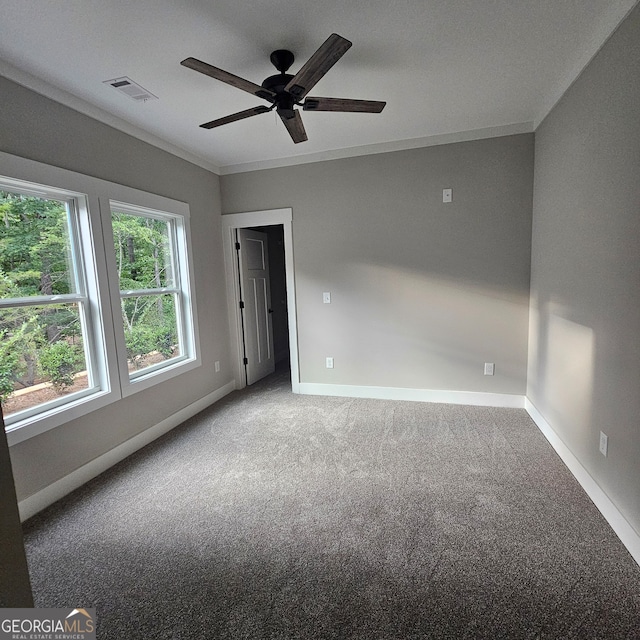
xmin=0 ymin=0 xmax=637 ymax=173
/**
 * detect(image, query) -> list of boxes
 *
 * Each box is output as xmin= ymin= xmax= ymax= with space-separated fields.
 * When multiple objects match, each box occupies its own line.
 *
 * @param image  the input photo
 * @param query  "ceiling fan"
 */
xmin=181 ymin=33 xmax=386 ymax=144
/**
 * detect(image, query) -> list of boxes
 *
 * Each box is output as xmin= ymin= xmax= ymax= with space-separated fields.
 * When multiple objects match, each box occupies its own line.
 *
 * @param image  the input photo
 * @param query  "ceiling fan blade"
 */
xmin=279 ymin=110 xmax=308 ymax=143
xmin=200 ymin=105 xmax=272 ymax=129
xmin=284 ymin=34 xmax=352 ymax=100
xmin=303 ymin=97 xmax=386 ymax=113
xmin=181 ymin=57 xmax=275 ymax=102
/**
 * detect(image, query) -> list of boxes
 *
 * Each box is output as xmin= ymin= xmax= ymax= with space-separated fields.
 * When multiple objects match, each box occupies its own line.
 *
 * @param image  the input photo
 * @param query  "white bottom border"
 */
xmin=299 ymin=383 xmax=640 ymax=565
xmin=525 ymin=398 xmax=640 ymax=566
xmin=18 ymin=380 xmax=640 ymax=568
xmin=298 ymin=382 xmax=526 ymax=408
xmin=18 ymin=380 xmax=236 ymax=522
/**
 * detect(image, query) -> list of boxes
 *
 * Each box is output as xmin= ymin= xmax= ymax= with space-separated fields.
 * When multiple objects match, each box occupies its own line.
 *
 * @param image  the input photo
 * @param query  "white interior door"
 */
xmin=238 ymin=228 xmax=275 ymax=385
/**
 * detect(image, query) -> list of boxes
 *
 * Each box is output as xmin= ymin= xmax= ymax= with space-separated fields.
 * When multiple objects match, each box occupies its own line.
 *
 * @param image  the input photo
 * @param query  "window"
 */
xmin=0 ymin=180 xmax=110 ymax=429
xmin=108 ymin=201 xmax=198 ymax=391
xmin=0 ymin=151 xmax=200 ymax=444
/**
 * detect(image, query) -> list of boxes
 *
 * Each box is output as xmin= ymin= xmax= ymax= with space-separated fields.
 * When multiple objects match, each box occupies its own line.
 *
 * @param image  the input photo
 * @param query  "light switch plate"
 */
xmin=599 ymin=431 xmax=608 ymax=457
xmin=443 ymin=188 xmax=452 ymax=203
xmin=323 ymin=292 xmax=331 ymax=304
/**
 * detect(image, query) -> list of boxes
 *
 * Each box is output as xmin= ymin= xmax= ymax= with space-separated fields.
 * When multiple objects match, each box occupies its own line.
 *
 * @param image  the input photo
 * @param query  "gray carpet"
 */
xmin=23 ymin=367 xmax=640 ymax=639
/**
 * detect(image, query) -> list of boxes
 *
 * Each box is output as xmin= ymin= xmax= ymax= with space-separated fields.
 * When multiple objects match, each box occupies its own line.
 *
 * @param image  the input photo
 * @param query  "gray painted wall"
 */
xmin=222 ymin=135 xmax=534 ymax=395
xmin=528 ymin=5 xmax=640 ymax=531
xmin=0 ymin=77 xmax=232 ymax=501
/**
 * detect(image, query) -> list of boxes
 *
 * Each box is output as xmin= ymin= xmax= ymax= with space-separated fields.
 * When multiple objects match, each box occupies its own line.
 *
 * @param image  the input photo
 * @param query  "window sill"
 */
xmin=5 ymin=387 xmax=117 ymax=446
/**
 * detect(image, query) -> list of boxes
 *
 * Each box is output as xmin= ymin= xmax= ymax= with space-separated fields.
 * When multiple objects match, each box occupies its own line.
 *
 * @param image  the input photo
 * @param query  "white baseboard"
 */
xmin=298 ymin=382 xmax=525 ymax=408
xmin=525 ymin=398 xmax=640 ymax=566
xmin=18 ymin=378 xmax=640 ymax=569
xmin=18 ymin=380 xmax=236 ymax=522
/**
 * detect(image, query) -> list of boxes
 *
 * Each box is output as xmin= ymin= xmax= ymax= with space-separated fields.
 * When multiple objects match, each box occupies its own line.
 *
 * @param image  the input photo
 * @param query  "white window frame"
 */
xmin=101 ymin=196 xmax=200 ymax=397
xmin=0 ymin=186 xmax=100 ymax=420
xmin=0 ymin=171 xmax=118 ymax=446
xmin=0 ymin=151 xmax=200 ymax=445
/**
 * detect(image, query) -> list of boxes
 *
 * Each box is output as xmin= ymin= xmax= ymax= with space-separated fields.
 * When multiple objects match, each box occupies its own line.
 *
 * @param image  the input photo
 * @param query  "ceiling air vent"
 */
xmin=104 ymin=76 xmax=158 ymax=102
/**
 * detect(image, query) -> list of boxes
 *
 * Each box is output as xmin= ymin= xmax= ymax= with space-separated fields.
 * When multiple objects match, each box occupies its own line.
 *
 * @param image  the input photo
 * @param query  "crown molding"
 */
xmin=219 ymin=122 xmax=535 ymax=175
xmin=0 ymin=60 xmax=534 ymax=178
xmin=0 ymin=59 xmax=221 ymax=175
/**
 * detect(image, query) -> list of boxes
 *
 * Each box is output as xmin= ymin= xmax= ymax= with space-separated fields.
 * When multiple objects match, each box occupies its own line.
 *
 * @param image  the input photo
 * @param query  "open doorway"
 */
xmin=236 ymin=225 xmax=288 ymax=384
xmin=221 ymin=209 xmax=300 ymax=392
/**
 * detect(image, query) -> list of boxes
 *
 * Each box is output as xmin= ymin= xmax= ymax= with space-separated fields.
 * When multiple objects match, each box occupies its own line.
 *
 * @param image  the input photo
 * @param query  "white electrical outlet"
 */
xmin=214 ymin=361 xmax=220 ymax=373
xmin=599 ymin=431 xmax=608 ymax=457
xmin=484 ymin=362 xmax=495 ymax=376
xmin=326 ymin=357 xmax=334 ymax=369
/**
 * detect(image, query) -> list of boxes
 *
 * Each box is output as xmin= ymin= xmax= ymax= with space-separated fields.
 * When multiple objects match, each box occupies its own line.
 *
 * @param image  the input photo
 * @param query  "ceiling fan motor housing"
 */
xmin=262 ymin=56 xmax=297 ymax=119
xmin=261 ymin=73 xmax=294 ymax=95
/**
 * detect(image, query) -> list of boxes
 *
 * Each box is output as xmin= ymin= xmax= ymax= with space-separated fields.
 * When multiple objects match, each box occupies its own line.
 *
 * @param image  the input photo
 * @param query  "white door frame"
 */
xmin=221 ymin=208 xmax=300 ymax=392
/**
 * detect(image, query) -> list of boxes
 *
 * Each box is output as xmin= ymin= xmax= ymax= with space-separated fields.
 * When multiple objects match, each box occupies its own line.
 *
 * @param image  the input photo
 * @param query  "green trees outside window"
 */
xmin=0 ymin=191 xmax=88 ymax=414
xmin=0 ymin=194 xmax=187 ymax=415
xmin=0 ymin=163 xmax=198 ymax=440
xmin=111 ymin=210 xmax=182 ymax=375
